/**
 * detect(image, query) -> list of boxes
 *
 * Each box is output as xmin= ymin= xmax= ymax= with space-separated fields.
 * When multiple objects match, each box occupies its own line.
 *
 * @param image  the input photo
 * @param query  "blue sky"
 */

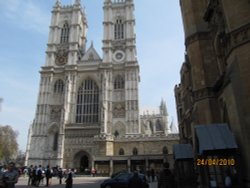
xmin=0 ymin=0 xmax=185 ymax=151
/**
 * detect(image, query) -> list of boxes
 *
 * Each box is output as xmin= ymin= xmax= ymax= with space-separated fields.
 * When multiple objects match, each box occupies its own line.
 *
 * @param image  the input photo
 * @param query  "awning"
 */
xmin=173 ymin=144 xmax=194 ymax=160
xmin=195 ymin=124 xmax=238 ymax=155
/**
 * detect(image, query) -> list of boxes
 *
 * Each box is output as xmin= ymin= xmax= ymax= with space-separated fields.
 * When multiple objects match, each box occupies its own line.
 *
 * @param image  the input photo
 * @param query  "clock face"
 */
xmin=113 ymin=50 xmax=125 ymax=62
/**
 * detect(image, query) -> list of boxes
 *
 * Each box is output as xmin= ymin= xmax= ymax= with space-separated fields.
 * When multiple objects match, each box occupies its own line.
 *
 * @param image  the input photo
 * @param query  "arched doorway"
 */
xmin=73 ymin=151 xmax=91 ymax=174
xmin=80 ymin=155 xmax=89 ymax=172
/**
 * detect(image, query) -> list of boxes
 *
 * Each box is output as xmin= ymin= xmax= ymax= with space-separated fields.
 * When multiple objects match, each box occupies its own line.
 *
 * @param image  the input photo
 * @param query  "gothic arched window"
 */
xmin=155 ymin=119 xmax=162 ymax=131
xmin=54 ymin=79 xmax=64 ymax=93
xmin=114 ymin=75 xmax=125 ymax=89
xmin=119 ymin=148 xmax=124 ymax=155
xmin=76 ymin=79 xmax=99 ymax=123
xmin=60 ymin=22 xmax=70 ymax=43
xmin=132 ymin=147 xmax=138 ymax=155
xmin=53 ymin=132 xmax=58 ymax=151
xmin=162 ymin=146 xmax=168 ymax=155
xmin=114 ymin=19 xmax=124 ymax=40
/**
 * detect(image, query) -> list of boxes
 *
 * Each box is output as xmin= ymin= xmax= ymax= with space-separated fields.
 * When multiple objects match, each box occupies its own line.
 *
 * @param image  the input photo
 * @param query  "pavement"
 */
xmin=16 ymin=176 xmax=158 ymax=188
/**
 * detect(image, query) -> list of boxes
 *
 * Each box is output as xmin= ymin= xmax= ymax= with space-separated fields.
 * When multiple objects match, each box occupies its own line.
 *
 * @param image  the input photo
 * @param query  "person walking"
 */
xmin=58 ymin=168 xmax=63 ymax=184
xmin=65 ymin=169 xmax=73 ymax=188
xmin=45 ymin=165 xmax=52 ymax=187
xmin=2 ymin=162 xmax=19 ymax=188
xmin=0 ymin=166 xmax=5 ymax=188
xmin=158 ymin=162 xmax=175 ymax=188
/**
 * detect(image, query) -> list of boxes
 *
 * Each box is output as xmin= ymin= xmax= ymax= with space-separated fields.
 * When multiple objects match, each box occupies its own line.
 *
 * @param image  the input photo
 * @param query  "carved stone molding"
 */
xmin=193 ymin=87 xmax=215 ymax=102
xmin=113 ymin=102 xmax=125 ymax=118
xmin=225 ymin=23 xmax=250 ymax=58
xmin=185 ymin=32 xmax=211 ymax=47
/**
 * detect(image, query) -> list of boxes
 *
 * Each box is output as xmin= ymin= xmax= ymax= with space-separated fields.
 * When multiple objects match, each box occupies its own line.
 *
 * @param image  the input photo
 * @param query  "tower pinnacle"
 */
xmin=75 ymin=0 xmax=81 ymax=5
xmin=55 ymin=0 xmax=61 ymax=7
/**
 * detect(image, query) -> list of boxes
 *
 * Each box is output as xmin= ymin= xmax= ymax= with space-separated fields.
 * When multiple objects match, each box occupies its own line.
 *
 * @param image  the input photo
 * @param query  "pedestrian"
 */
xmin=65 ymin=169 xmax=73 ymax=188
xmin=91 ymin=168 xmax=96 ymax=177
xmin=2 ymin=162 xmax=19 ymax=188
xmin=58 ymin=168 xmax=63 ymax=184
xmin=151 ymin=168 xmax=155 ymax=182
xmin=45 ymin=165 xmax=52 ymax=186
xmin=36 ymin=165 xmax=43 ymax=186
xmin=158 ymin=162 xmax=175 ymax=188
xmin=128 ymin=171 xmax=143 ymax=187
xmin=0 ymin=166 xmax=4 ymax=188
xmin=225 ymin=170 xmax=232 ymax=187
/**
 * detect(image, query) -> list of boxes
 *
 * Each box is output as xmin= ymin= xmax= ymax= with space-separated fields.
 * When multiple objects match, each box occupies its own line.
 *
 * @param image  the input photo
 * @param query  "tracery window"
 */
xmin=132 ymin=147 xmax=138 ymax=155
xmin=76 ymin=79 xmax=99 ymax=123
xmin=54 ymin=79 xmax=64 ymax=93
xmin=114 ymin=75 xmax=125 ymax=89
xmin=60 ymin=22 xmax=70 ymax=43
xmin=114 ymin=19 xmax=124 ymax=40
xmin=119 ymin=148 xmax=124 ymax=155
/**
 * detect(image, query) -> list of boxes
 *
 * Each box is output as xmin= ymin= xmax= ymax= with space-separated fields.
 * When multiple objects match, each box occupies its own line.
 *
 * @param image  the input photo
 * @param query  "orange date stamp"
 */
xmin=196 ymin=158 xmax=235 ymax=166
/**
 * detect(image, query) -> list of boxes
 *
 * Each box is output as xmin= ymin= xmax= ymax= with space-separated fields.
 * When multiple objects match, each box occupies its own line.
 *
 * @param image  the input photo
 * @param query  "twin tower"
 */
xmin=26 ymin=0 xmax=172 ymax=170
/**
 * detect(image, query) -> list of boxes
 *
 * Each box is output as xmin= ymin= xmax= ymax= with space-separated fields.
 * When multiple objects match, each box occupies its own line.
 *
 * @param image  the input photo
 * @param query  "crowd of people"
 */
xmin=24 ymin=165 xmax=74 ymax=187
xmin=0 ymin=163 xmax=75 ymax=188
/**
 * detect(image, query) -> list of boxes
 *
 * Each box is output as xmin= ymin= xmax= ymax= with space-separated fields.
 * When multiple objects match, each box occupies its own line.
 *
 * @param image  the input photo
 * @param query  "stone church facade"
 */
xmin=25 ymin=0 xmax=179 ymax=175
xmin=175 ymin=0 xmax=250 ymax=187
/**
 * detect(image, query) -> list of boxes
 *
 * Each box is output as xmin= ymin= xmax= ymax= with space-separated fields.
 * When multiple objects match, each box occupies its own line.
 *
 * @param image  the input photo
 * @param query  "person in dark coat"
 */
xmin=45 ymin=166 xmax=52 ymax=187
xmin=158 ymin=162 xmax=175 ymax=188
xmin=65 ymin=169 xmax=73 ymax=188
xmin=128 ymin=171 xmax=143 ymax=187
xmin=3 ymin=162 xmax=19 ymax=188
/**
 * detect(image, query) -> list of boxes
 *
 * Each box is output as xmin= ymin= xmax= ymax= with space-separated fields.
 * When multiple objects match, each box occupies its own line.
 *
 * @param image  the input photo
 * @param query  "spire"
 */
xmin=160 ymin=98 xmax=168 ymax=116
xmin=75 ymin=0 xmax=81 ymax=5
xmin=55 ymin=0 xmax=61 ymax=7
xmin=90 ymin=40 xmax=94 ymax=48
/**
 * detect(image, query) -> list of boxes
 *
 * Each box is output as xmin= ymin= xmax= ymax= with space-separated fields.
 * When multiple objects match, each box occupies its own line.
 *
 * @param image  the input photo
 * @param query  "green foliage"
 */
xmin=0 ymin=125 xmax=19 ymax=163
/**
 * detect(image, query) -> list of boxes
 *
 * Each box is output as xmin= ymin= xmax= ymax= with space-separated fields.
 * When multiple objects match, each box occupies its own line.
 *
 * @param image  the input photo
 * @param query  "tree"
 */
xmin=0 ymin=125 xmax=19 ymax=163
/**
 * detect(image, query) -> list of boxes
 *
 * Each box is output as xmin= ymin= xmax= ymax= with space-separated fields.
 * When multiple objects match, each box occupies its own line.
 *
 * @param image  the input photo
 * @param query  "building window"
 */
xmin=155 ymin=119 xmax=162 ymax=131
xmin=114 ymin=19 xmax=124 ymax=40
xmin=76 ymin=79 xmax=99 ymax=123
xmin=132 ymin=147 xmax=138 ymax=155
xmin=60 ymin=22 xmax=70 ymax=43
xmin=53 ymin=132 xmax=58 ymax=151
xmin=162 ymin=146 xmax=168 ymax=155
xmin=114 ymin=75 xmax=125 ymax=89
xmin=54 ymin=79 xmax=64 ymax=93
xmin=119 ymin=148 xmax=124 ymax=155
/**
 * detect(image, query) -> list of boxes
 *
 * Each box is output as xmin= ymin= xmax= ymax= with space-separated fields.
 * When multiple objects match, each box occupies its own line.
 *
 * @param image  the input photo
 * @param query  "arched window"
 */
xmin=60 ymin=22 xmax=70 ymax=43
xmin=119 ymin=148 xmax=124 ymax=155
xmin=53 ymin=132 xmax=58 ymax=151
xmin=76 ymin=79 xmax=99 ymax=123
xmin=114 ymin=19 xmax=124 ymax=40
xmin=114 ymin=75 xmax=125 ymax=89
xmin=155 ymin=119 xmax=162 ymax=131
xmin=132 ymin=147 xmax=138 ymax=155
xmin=54 ymin=79 xmax=64 ymax=93
xmin=162 ymin=146 xmax=168 ymax=155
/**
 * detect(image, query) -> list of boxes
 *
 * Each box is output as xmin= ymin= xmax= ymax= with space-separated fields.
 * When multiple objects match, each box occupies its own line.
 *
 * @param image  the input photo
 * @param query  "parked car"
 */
xmin=110 ymin=170 xmax=127 ymax=179
xmin=100 ymin=172 xmax=149 ymax=188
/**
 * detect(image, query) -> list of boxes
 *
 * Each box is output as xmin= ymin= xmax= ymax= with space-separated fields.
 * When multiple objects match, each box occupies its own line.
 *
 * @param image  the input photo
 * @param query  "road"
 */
xmin=16 ymin=176 xmax=158 ymax=188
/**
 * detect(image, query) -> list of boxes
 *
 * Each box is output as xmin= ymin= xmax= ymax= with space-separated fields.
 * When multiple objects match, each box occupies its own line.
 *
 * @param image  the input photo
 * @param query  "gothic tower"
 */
xmin=102 ymin=0 xmax=140 ymax=135
xmin=26 ymin=0 xmax=88 ymax=167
